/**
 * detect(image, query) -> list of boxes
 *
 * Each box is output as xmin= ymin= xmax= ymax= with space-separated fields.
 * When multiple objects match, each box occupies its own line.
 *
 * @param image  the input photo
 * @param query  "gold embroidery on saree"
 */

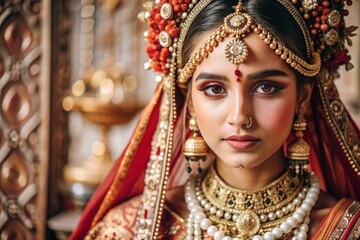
xmin=91 ymin=83 xmax=164 ymax=229
xmin=330 ymin=201 xmax=360 ymax=239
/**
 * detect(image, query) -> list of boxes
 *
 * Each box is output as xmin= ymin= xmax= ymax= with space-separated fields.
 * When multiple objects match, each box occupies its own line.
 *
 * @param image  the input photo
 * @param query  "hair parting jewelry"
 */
xmin=177 ymin=3 xmax=321 ymax=85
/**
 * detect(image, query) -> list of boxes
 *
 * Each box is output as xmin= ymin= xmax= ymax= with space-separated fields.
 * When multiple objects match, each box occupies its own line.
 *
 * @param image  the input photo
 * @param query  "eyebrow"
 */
xmin=247 ymin=69 xmax=289 ymax=80
xmin=194 ymin=69 xmax=289 ymax=82
xmin=195 ymin=73 xmax=228 ymax=81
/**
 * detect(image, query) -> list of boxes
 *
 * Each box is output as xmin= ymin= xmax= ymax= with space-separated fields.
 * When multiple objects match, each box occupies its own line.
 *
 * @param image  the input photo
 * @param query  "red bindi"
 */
xmin=235 ymin=67 xmax=241 ymax=82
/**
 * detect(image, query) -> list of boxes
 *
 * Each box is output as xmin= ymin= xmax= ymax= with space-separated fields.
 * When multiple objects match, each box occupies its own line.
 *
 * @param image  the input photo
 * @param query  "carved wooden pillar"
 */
xmin=0 ymin=0 xmax=70 ymax=239
xmin=0 ymin=1 xmax=43 ymax=239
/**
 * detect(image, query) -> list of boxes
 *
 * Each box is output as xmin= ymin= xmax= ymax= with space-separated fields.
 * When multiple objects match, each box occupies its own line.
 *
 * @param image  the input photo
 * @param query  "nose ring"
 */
xmin=245 ymin=116 xmax=252 ymax=129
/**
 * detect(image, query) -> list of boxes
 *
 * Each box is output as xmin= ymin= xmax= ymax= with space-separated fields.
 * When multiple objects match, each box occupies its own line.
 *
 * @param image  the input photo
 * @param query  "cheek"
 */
xmin=255 ymin=97 xmax=296 ymax=133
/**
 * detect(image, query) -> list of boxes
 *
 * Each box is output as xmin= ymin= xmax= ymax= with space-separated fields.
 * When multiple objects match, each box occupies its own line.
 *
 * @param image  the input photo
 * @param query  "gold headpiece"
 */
xmin=139 ymin=0 xmax=356 ymax=84
xmin=177 ymin=1 xmax=322 ymax=85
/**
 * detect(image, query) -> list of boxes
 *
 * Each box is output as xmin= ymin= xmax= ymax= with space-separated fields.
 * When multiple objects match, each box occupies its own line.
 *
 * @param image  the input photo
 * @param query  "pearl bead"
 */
xmin=252 ymin=235 xmax=263 ymax=240
xmin=205 ymin=203 xmax=211 ymax=210
xmin=308 ymin=192 xmax=317 ymax=198
xmin=286 ymin=217 xmax=298 ymax=228
xmin=210 ymin=206 xmax=217 ymax=214
xmin=297 ymin=231 xmax=307 ymax=240
xmin=200 ymin=199 xmax=206 ymax=206
xmin=195 ymin=212 xmax=206 ymax=223
xmin=293 ymin=197 xmax=301 ymax=206
xmin=232 ymin=214 xmax=238 ymax=221
xmin=305 ymin=196 xmax=317 ymax=205
xmin=291 ymin=236 xmax=298 ymax=240
xmin=260 ymin=214 xmax=268 ymax=222
xmin=301 ymin=202 xmax=311 ymax=212
xmin=298 ymin=192 xmax=305 ymax=199
xmin=268 ymin=212 xmax=276 ymax=220
xmin=280 ymin=222 xmax=291 ymax=233
xmin=213 ymin=231 xmax=225 ymax=240
xmin=276 ymin=210 xmax=283 ymax=218
xmin=295 ymin=208 xmax=306 ymax=216
xmin=207 ymin=226 xmax=218 ymax=236
xmin=188 ymin=201 xmax=198 ymax=208
xmin=216 ymin=209 xmax=224 ymax=217
xmin=200 ymin=218 xmax=211 ymax=230
xmin=293 ymin=212 xmax=304 ymax=222
xmin=272 ymin=227 xmax=283 ymax=238
xmin=293 ymin=228 xmax=299 ymax=235
xmin=224 ymin=212 xmax=231 ymax=220
xmin=263 ymin=232 xmax=275 ymax=240
xmin=300 ymin=223 xmax=309 ymax=232
xmin=304 ymin=216 xmax=310 ymax=224
xmin=282 ymin=207 xmax=288 ymax=214
xmin=287 ymin=203 xmax=295 ymax=212
xmin=222 ymin=236 xmax=232 ymax=240
xmin=191 ymin=205 xmax=202 ymax=214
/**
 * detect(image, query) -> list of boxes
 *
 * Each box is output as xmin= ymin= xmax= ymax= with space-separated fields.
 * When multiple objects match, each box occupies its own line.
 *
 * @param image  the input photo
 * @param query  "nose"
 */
xmin=226 ymin=90 xmax=251 ymax=128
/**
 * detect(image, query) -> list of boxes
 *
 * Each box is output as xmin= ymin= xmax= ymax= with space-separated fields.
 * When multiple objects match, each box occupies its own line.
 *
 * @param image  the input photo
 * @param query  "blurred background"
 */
xmin=0 ymin=0 xmax=358 ymax=239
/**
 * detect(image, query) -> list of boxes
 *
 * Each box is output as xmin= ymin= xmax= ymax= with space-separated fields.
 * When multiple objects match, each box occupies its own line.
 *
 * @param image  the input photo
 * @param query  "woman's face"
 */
xmin=190 ymin=33 xmax=299 ymax=169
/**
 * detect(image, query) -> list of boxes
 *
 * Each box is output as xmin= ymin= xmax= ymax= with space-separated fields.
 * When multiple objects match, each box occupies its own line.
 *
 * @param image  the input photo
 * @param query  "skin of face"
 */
xmin=189 ymin=32 xmax=312 ymax=189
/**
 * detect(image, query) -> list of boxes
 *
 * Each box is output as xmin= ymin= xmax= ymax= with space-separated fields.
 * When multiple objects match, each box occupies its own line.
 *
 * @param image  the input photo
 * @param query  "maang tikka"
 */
xmin=224 ymin=0 xmax=251 ymax=81
xmin=286 ymin=110 xmax=310 ymax=176
xmin=183 ymin=114 xmax=208 ymax=174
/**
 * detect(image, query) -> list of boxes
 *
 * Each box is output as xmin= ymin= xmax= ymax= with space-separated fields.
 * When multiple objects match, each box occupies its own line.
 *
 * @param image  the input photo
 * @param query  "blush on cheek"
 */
xmin=256 ymin=100 xmax=295 ymax=133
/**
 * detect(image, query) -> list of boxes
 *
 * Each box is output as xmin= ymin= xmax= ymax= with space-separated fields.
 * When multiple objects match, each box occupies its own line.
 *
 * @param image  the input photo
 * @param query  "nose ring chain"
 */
xmin=245 ymin=116 xmax=252 ymax=129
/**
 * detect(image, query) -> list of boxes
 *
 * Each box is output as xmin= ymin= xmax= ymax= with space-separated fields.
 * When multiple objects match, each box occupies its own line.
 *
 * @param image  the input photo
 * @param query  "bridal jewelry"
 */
xmin=245 ymin=117 xmax=252 ymax=129
xmin=286 ymin=110 xmax=310 ymax=176
xmin=183 ymin=114 xmax=209 ymax=174
xmin=185 ymin=165 xmax=320 ymax=240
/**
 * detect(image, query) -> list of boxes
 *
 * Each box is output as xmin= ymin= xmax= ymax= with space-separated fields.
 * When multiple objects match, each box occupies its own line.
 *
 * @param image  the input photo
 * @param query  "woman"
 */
xmin=71 ymin=0 xmax=360 ymax=239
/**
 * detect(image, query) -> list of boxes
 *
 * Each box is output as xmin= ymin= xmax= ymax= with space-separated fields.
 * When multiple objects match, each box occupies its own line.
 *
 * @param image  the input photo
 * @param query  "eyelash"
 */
xmin=253 ymin=82 xmax=284 ymax=95
xmin=198 ymin=83 xmax=227 ymax=97
xmin=197 ymin=81 xmax=284 ymax=97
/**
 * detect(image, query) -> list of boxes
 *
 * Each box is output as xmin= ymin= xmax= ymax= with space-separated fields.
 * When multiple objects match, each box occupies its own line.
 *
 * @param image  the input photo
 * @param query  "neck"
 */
xmin=215 ymin=148 xmax=286 ymax=191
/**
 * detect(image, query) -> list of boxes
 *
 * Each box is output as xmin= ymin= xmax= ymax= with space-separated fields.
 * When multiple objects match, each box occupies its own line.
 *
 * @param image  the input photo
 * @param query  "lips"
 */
xmin=224 ymin=135 xmax=260 ymax=151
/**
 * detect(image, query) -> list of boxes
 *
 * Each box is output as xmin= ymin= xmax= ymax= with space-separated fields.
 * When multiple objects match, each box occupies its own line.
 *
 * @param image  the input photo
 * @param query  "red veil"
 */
xmin=70 ymin=69 xmax=360 ymax=239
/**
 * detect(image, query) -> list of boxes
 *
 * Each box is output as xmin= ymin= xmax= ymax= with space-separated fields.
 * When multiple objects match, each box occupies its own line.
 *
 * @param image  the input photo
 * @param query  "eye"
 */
xmin=254 ymin=82 xmax=282 ymax=95
xmin=201 ymin=84 xmax=227 ymax=97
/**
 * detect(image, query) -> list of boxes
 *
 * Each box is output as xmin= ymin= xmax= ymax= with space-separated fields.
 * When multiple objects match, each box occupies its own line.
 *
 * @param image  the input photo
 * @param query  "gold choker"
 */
xmin=195 ymin=164 xmax=309 ymax=237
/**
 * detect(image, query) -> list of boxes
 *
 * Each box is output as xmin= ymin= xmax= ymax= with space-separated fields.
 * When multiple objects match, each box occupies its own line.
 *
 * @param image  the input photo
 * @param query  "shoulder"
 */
xmin=85 ymin=195 xmax=142 ymax=240
xmin=311 ymin=193 xmax=360 ymax=239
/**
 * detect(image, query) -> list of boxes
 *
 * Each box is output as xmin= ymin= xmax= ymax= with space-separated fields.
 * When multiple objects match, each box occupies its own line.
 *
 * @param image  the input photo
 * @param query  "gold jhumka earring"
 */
xmin=183 ymin=115 xmax=208 ymax=174
xmin=286 ymin=111 xmax=310 ymax=176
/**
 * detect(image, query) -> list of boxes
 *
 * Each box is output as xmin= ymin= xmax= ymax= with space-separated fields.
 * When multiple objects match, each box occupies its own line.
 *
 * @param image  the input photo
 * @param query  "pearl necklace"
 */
xmin=185 ymin=171 xmax=320 ymax=240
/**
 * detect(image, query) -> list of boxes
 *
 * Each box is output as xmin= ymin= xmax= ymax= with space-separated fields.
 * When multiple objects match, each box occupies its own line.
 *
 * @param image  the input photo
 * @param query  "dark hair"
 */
xmin=182 ymin=0 xmax=313 ymax=84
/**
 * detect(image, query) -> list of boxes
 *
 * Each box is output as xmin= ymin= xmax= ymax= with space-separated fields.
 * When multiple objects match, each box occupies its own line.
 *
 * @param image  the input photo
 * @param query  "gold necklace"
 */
xmin=196 ymin=164 xmax=309 ymax=238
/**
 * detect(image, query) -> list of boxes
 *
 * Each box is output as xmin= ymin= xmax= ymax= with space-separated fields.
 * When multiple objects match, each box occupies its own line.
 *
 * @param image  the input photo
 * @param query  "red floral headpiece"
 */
xmin=138 ymin=0 xmax=357 ymax=79
xmin=290 ymin=0 xmax=357 ymax=75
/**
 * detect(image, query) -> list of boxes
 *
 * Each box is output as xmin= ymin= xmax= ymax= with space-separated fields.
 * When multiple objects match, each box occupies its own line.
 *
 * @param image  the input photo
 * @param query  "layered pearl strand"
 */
xmin=185 ymin=172 xmax=320 ymax=240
